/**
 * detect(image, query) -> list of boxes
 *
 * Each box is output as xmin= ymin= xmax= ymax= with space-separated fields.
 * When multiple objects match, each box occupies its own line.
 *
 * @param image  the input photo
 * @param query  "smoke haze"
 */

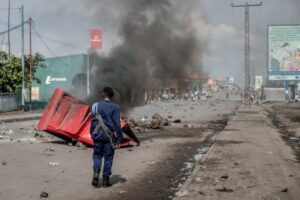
xmin=86 ymin=0 xmax=203 ymax=104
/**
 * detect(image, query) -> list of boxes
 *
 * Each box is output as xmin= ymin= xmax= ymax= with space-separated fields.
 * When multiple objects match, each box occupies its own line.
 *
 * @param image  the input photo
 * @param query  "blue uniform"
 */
xmin=90 ymin=100 xmax=123 ymax=177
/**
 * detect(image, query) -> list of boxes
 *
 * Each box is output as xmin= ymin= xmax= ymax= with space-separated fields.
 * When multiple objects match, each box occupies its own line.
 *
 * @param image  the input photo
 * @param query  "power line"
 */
xmin=31 ymin=18 xmax=87 ymax=51
xmin=32 ymin=25 xmax=57 ymax=57
xmin=0 ymin=8 xmax=19 ymax=10
xmin=0 ymin=19 xmax=88 ymax=50
xmin=0 ymin=21 xmax=28 ymax=35
xmin=37 ymin=34 xmax=87 ymax=51
xmin=32 ymin=25 xmax=73 ymax=66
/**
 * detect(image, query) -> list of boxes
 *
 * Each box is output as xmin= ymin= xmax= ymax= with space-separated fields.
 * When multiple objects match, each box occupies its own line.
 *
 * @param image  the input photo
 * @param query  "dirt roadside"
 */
xmin=263 ymin=102 xmax=300 ymax=162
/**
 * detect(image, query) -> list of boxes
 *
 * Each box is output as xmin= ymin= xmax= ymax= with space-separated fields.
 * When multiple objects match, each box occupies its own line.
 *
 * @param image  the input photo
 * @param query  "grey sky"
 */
xmin=0 ymin=0 xmax=299 ymax=86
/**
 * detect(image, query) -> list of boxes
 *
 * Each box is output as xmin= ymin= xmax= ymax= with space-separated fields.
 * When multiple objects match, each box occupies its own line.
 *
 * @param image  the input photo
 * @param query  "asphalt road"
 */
xmin=0 ymin=100 xmax=239 ymax=200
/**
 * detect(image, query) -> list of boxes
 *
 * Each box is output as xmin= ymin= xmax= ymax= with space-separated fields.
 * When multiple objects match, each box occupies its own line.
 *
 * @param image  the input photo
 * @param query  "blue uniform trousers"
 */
xmin=93 ymin=140 xmax=115 ymax=177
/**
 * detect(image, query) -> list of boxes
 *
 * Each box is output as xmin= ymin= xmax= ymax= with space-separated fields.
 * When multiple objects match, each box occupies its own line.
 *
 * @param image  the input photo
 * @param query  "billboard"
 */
xmin=90 ymin=29 xmax=102 ymax=49
xmin=268 ymin=25 xmax=300 ymax=81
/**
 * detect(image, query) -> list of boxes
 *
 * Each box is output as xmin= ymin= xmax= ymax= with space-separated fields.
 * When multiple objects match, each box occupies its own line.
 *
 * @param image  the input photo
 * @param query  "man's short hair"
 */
xmin=102 ymin=86 xmax=114 ymax=98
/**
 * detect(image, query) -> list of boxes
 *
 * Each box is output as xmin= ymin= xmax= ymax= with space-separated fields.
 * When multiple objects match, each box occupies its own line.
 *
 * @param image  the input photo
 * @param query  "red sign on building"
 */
xmin=90 ymin=29 xmax=102 ymax=49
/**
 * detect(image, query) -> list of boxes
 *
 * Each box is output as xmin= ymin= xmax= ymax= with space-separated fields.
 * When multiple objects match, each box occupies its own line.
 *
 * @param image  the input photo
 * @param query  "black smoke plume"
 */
xmin=87 ymin=0 xmax=200 ymax=106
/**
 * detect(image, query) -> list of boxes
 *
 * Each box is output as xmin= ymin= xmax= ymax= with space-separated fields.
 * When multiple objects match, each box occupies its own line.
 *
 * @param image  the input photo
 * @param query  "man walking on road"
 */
xmin=90 ymin=87 xmax=123 ymax=187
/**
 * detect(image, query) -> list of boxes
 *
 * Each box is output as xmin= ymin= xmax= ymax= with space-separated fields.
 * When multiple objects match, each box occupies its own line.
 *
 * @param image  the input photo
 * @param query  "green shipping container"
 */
xmin=32 ymin=54 xmax=87 ymax=103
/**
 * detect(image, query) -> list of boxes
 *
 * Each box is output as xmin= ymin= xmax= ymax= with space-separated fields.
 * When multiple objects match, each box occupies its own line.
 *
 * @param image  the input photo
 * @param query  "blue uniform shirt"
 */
xmin=90 ymin=100 xmax=123 ymax=144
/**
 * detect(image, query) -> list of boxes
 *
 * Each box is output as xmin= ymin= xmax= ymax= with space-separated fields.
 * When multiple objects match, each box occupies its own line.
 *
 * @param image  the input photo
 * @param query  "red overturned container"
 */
xmin=37 ymin=88 xmax=137 ymax=147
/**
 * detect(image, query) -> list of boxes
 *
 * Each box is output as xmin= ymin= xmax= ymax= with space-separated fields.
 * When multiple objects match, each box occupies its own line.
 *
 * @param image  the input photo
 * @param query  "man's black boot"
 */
xmin=91 ymin=170 xmax=100 ymax=187
xmin=102 ymin=176 xmax=112 ymax=187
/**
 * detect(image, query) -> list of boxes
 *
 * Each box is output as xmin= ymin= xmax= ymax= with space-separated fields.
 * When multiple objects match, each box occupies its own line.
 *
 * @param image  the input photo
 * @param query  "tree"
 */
xmin=0 ymin=51 xmax=46 ymax=93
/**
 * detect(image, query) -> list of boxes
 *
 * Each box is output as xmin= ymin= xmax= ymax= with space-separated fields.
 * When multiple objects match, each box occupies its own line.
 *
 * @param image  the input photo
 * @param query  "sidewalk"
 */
xmin=174 ymin=105 xmax=300 ymax=200
xmin=0 ymin=111 xmax=43 ymax=123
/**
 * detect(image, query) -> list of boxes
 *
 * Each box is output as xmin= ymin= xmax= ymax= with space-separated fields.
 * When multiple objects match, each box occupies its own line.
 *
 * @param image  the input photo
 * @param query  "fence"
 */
xmin=0 ymin=93 xmax=20 ymax=112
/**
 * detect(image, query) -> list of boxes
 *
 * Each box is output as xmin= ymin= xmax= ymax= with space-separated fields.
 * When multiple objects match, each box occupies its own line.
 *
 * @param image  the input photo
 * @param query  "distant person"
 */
xmin=90 ymin=87 xmax=123 ymax=187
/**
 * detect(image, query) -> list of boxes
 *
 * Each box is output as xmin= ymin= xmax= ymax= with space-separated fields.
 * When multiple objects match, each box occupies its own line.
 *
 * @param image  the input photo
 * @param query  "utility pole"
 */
xmin=7 ymin=0 xmax=10 ymax=54
xmin=21 ymin=5 xmax=25 ymax=110
xmin=231 ymin=1 xmax=262 ymax=102
xmin=29 ymin=17 xmax=32 ymax=111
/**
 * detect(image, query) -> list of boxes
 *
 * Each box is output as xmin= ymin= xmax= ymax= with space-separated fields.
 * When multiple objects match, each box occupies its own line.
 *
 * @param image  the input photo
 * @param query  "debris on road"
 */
xmin=34 ymin=133 xmax=45 ymax=138
xmin=175 ymin=190 xmax=189 ymax=197
xmin=220 ymin=175 xmax=229 ymax=180
xmin=40 ymin=191 xmax=49 ymax=198
xmin=150 ymin=113 xmax=170 ymax=129
xmin=281 ymin=188 xmax=288 ymax=192
xmin=48 ymin=148 xmax=55 ymax=152
xmin=198 ymin=191 xmax=206 ymax=196
xmin=215 ymin=187 xmax=234 ymax=192
xmin=173 ymin=119 xmax=181 ymax=123
xmin=195 ymin=177 xmax=202 ymax=182
xmin=44 ymin=148 xmax=55 ymax=152
xmin=183 ymin=124 xmax=194 ymax=128
xmin=48 ymin=162 xmax=59 ymax=166
xmin=76 ymin=141 xmax=87 ymax=149
xmin=7 ymin=129 xmax=14 ymax=135
xmin=2 ymin=161 xmax=7 ymax=166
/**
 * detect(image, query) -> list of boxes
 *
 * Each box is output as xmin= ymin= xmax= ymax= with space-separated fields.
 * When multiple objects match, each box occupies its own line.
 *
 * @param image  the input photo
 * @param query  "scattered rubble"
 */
xmin=198 ymin=191 xmax=206 ymax=196
xmin=2 ymin=161 xmax=7 ymax=166
xmin=34 ymin=133 xmax=45 ymax=138
xmin=45 ymin=148 xmax=55 ymax=152
xmin=76 ymin=142 xmax=87 ymax=149
xmin=48 ymin=162 xmax=59 ymax=166
xmin=183 ymin=124 xmax=194 ymax=128
xmin=175 ymin=190 xmax=188 ymax=197
xmin=40 ymin=191 xmax=49 ymax=198
xmin=150 ymin=113 xmax=170 ymax=129
xmin=173 ymin=119 xmax=181 ymax=123
xmin=281 ymin=188 xmax=288 ymax=192
xmin=215 ymin=187 xmax=234 ymax=192
xmin=220 ymin=175 xmax=229 ymax=180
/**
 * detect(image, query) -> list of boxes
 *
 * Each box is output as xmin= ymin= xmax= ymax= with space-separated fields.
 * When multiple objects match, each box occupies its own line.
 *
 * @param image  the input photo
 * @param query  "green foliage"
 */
xmin=0 ymin=51 xmax=46 ymax=93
